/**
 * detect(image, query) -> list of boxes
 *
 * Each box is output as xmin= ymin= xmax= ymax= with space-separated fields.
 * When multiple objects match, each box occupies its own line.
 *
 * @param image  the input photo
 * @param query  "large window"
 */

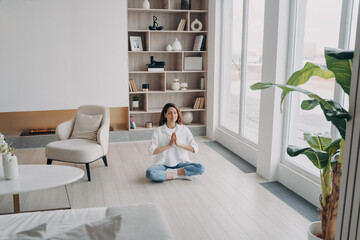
xmin=220 ymin=0 xmax=265 ymax=144
xmin=220 ymin=0 xmax=242 ymax=134
xmin=285 ymin=0 xmax=358 ymax=175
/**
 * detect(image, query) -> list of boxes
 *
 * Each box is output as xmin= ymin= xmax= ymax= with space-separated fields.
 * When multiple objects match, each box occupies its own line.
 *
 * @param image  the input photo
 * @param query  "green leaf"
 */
xmin=301 ymin=99 xmax=320 ymax=110
xmin=325 ymin=48 xmax=353 ymax=95
xmin=303 ymin=133 xmax=332 ymax=151
xmin=251 ymin=82 xmax=332 ymax=111
xmin=325 ymin=138 xmax=341 ymax=156
xmin=319 ymin=99 xmax=350 ymax=139
xmin=287 ymin=145 xmax=330 ymax=169
xmin=280 ymin=62 xmax=335 ymax=106
xmin=250 ymin=82 xmax=274 ymax=90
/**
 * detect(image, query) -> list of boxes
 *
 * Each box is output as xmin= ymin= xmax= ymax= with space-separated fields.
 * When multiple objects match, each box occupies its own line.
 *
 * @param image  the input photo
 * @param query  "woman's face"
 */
xmin=164 ymin=107 xmax=178 ymax=123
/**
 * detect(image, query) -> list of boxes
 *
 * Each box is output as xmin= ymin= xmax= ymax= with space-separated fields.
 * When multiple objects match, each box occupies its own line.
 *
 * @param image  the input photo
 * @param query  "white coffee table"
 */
xmin=0 ymin=164 xmax=84 ymax=213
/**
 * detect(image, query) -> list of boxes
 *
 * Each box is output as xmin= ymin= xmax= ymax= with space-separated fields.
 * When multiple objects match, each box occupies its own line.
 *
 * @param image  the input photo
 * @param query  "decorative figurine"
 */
xmin=148 ymin=16 xmax=164 ymax=30
xmin=146 ymin=56 xmax=166 ymax=72
xmin=191 ymin=19 xmax=203 ymax=31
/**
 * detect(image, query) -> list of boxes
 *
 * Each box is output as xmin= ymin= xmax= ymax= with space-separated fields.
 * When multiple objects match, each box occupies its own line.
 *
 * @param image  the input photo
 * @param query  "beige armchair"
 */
xmin=45 ymin=105 xmax=110 ymax=181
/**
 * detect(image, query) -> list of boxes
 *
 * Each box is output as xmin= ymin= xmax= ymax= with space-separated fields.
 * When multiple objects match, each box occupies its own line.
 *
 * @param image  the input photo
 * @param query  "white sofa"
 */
xmin=0 ymin=203 xmax=174 ymax=240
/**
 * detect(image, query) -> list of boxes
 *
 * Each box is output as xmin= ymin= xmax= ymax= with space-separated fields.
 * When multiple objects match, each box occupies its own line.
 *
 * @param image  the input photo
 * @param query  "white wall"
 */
xmin=0 ymin=0 xmax=128 ymax=112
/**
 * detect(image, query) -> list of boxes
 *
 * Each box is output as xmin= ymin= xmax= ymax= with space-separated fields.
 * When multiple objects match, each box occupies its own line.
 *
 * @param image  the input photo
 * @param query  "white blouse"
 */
xmin=148 ymin=124 xmax=199 ymax=167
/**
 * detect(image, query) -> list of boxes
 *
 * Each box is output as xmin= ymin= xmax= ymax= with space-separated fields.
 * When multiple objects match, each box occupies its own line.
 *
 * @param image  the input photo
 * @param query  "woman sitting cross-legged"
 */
xmin=146 ymin=103 xmax=205 ymax=182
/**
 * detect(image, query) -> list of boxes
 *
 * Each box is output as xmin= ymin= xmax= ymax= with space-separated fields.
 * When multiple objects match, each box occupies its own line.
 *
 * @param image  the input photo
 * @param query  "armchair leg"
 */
xmin=102 ymin=156 xmax=108 ymax=167
xmin=85 ymin=163 xmax=91 ymax=181
xmin=47 ymin=159 xmax=53 ymax=165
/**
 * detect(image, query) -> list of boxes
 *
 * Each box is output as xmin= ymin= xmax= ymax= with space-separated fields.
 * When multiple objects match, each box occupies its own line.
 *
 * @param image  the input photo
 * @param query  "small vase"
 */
xmin=191 ymin=18 xmax=203 ymax=31
xmin=180 ymin=82 xmax=188 ymax=90
xmin=181 ymin=0 xmax=191 ymax=10
xmin=172 ymin=38 xmax=182 ymax=51
xmin=2 ymin=155 xmax=19 ymax=180
xmin=172 ymin=79 xmax=180 ymax=90
xmin=142 ymin=0 xmax=150 ymax=9
xmin=166 ymin=44 xmax=173 ymax=51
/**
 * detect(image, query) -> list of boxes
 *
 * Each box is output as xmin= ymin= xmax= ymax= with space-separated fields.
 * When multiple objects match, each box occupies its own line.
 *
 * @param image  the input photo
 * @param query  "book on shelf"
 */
xmin=193 ymin=35 xmax=206 ymax=51
xmin=193 ymin=97 xmax=199 ymax=109
xmin=200 ymin=77 xmax=205 ymax=90
xmin=129 ymin=80 xmax=133 ymax=92
xmin=199 ymin=97 xmax=205 ymax=109
xmin=177 ymin=19 xmax=186 ymax=31
xmin=130 ymin=116 xmax=136 ymax=129
xmin=148 ymin=68 xmax=164 ymax=72
xmin=129 ymin=79 xmax=137 ymax=92
xmin=193 ymin=35 xmax=204 ymax=51
xmin=200 ymin=35 xmax=206 ymax=51
xmin=192 ymin=97 xmax=205 ymax=109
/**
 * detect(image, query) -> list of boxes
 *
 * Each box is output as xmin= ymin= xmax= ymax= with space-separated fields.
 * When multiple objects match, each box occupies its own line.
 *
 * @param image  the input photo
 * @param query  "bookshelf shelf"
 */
xmin=128 ymin=8 xmax=208 ymax=13
xmin=129 ymin=30 xmax=207 ymax=33
xmin=128 ymin=0 xmax=208 ymax=131
xmin=129 ymin=51 xmax=208 ymax=53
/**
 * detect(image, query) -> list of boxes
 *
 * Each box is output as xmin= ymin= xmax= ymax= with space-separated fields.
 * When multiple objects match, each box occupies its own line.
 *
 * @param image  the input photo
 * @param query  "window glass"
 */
xmin=287 ymin=0 xmax=342 ymax=174
xmin=221 ymin=0 xmax=243 ymax=133
xmin=242 ymin=0 xmax=265 ymax=143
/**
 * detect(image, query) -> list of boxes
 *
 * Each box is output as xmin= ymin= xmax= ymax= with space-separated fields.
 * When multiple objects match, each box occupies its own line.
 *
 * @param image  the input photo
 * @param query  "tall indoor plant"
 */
xmin=251 ymin=48 xmax=353 ymax=240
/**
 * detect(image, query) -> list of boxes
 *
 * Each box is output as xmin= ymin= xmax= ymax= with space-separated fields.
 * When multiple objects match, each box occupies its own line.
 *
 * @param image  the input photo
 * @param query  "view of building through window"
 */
xmin=242 ymin=0 xmax=264 ymax=143
xmin=222 ymin=0 xmax=358 ymax=175
xmin=225 ymin=0 xmax=264 ymax=143
xmin=287 ymin=0 xmax=353 ymax=175
xmin=221 ymin=0 xmax=243 ymax=133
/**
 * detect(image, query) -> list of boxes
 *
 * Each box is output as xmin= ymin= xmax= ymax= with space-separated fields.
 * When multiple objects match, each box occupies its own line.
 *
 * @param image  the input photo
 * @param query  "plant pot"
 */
xmin=132 ymin=101 xmax=139 ymax=109
xmin=307 ymin=221 xmax=323 ymax=240
xmin=2 ymin=155 xmax=19 ymax=180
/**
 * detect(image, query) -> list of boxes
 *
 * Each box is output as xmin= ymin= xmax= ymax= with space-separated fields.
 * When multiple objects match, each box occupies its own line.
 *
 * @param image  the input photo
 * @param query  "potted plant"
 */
xmin=132 ymin=95 xmax=139 ymax=110
xmin=0 ymin=132 xmax=18 ymax=180
xmin=251 ymin=48 xmax=353 ymax=240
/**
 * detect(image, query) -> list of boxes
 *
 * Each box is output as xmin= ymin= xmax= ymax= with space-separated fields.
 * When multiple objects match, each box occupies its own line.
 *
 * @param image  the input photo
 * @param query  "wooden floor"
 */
xmin=0 ymin=137 xmax=310 ymax=239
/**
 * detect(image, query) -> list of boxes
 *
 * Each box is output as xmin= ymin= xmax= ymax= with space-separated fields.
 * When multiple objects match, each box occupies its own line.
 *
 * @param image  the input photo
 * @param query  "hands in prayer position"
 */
xmin=169 ymin=132 xmax=178 ymax=147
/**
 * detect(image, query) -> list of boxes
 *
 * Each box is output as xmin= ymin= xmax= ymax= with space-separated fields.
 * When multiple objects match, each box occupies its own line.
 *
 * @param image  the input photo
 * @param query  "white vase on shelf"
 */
xmin=172 ymin=38 xmax=182 ymax=51
xmin=166 ymin=44 xmax=173 ymax=51
xmin=182 ymin=112 xmax=193 ymax=125
xmin=2 ymin=154 xmax=19 ymax=180
xmin=172 ymin=79 xmax=180 ymax=90
xmin=191 ymin=18 xmax=203 ymax=31
xmin=142 ymin=0 xmax=150 ymax=9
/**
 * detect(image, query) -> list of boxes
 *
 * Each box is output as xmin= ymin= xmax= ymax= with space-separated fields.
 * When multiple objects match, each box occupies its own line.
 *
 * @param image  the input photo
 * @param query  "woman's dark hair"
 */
xmin=159 ymin=103 xmax=183 ymax=126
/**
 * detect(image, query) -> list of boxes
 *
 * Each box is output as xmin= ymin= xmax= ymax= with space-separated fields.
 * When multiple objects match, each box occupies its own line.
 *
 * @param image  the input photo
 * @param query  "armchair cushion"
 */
xmin=45 ymin=139 xmax=104 ymax=163
xmin=70 ymin=113 xmax=103 ymax=141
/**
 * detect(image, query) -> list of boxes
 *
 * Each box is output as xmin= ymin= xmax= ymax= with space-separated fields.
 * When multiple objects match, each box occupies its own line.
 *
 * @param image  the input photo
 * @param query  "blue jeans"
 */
xmin=146 ymin=163 xmax=205 ymax=182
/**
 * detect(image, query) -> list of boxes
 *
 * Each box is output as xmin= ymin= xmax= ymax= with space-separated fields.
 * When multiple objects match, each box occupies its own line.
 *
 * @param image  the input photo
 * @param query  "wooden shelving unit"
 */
xmin=127 ymin=0 xmax=208 ymax=130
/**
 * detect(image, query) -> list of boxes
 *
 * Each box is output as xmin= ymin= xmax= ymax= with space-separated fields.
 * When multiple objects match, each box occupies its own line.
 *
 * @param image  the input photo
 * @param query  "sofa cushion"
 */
xmin=0 ymin=223 xmax=47 ymax=240
xmin=71 ymin=113 xmax=103 ymax=141
xmin=47 ymin=215 xmax=121 ymax=240
xmin=106 ymin=203 xmax=174 ymax=240
xmin=45 ymin=139 xmax=103 ymax=163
